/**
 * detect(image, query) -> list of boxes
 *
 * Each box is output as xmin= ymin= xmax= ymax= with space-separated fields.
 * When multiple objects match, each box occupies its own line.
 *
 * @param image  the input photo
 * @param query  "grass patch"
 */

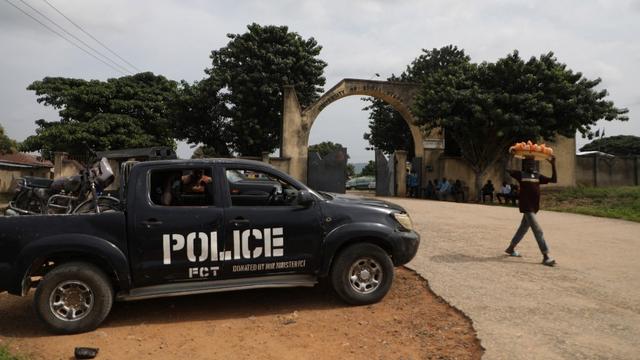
xmin=541 ymin=186 xmax=640 ymax=222
xmin=0 ymin=345 xmax=26 ymax=360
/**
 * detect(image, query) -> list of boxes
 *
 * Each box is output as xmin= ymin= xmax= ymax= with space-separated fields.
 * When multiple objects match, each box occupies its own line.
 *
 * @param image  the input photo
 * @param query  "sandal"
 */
xmin=542 ymin=258 xmax=556 ymax=266
xmin=504 ymin=249 xmax=521 ymax=257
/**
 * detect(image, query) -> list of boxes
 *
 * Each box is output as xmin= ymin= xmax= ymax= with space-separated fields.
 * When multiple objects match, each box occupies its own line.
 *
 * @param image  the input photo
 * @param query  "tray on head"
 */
xmin=511 ymin=150 xmax=550 ymax=160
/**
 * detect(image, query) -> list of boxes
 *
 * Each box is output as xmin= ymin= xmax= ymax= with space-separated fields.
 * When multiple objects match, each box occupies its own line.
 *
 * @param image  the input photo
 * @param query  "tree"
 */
xmin=308 ymin=141 xmax=348 ymax=158
xmin=363 ymin=46 xmax=471 ymax=159
xmin=191 ymin=145 xmax=220 ymax=159
xmin=21 ymin=72 xmax=178 ymax=159
xmin=170 ymin=78 xmax=231 ymax=156
xmin=360 ymin=160 xmax=376 ymax=177
xmin=206 ymin=23 xmax=327 ymax=156
xmin=413 ymin=50 xmax=628 ymax=199
xmin=362 ymin=98 xmax=415 ymax=159
xmin=0 ymin=125 xmax=18 ymax=154
xmin=346 ymin=163 xmax=356 ymax=178
xmin=580 ymin=135 xmax=640 ymax=156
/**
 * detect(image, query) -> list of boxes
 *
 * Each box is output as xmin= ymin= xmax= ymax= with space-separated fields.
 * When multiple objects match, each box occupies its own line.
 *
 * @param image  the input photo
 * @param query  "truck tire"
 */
xmin=330 ymin=243 xmax=394 ymax=305
xmin=34 ymin=262 xmax=113 ymax=334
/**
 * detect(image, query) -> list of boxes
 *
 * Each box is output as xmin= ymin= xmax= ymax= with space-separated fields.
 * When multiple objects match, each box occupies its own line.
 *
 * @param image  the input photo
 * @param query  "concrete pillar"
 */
xmin=53 ymin=152 xmax=67 ymax=178
xmin=261 ymin=151 xmax=270 ymax=164
xmin=281 ymin=86 xmax=307 ymax=182
xmin=394 ymin=150 xmax=407 ymax=197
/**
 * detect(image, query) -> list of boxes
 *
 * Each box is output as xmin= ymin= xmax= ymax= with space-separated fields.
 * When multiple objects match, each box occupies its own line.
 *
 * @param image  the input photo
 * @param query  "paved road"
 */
xmin=393 ymin=198 xmax=640 ymax=360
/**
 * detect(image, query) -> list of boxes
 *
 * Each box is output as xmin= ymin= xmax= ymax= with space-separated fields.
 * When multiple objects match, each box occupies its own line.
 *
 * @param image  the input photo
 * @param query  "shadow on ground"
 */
xmin=0 ymin=281 xmax=342 ymax=338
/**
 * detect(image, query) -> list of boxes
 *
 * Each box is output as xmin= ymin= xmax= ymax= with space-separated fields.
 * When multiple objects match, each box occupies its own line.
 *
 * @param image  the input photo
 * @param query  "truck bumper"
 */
xmin=392 ymin=230 xmax=420 ymax=266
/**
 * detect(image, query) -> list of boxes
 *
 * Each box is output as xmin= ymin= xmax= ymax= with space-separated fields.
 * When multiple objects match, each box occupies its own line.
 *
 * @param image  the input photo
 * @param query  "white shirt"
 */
xmin=500 ymin=184 xmax=511 ymax=194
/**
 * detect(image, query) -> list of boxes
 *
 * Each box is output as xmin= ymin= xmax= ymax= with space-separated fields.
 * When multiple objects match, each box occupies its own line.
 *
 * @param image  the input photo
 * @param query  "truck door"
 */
xmin=130 ymin=165 xmax=225 ymax=287
xmin=219 ymin=166 xmax=324 ymax=279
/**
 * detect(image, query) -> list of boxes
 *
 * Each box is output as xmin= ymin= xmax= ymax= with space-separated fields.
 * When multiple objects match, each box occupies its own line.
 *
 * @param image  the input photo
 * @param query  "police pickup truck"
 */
xmin=0 ymin=159 xmax=419 ymax=334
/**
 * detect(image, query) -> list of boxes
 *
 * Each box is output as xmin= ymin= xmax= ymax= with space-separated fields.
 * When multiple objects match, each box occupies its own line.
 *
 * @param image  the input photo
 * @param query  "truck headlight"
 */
xmin=393 ymin=213 xmax=413 ymax=231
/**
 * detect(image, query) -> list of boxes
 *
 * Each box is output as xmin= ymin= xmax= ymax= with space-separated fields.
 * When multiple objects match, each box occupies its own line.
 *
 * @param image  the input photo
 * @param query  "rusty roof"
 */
xmin=0 ymin=153 xmax=53 ymax=168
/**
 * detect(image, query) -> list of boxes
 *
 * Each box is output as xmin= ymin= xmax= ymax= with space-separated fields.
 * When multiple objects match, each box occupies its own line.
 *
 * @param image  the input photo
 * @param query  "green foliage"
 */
xmin=580 ymin=135 xmax=640 ymax=156
xmin=191 ymin=145 xmax=220 ymax=159
xmin=363 ymin=46 xmax=470 ymax=159
xmin=542 ymin=186 xmax=640 ymax=222
xmin=171 ymin=78 xmax=231 ymax=156
xmin=21 ymin=72 xmax=178 ymax=159
xmin=206 ymin=23 xmax=327 ymax=156
xmin=0 ymin=125 xmax=18 ymax=154
xmin=0 ymin=344 xmax=26 ymax=360
xmin=412 ymin=49 xmax=628 ymax=197
xmin=362 ymin=98 xmax=414 ymax=159
xmin=308 ymin=141 xmax=348 ymax=158
xmin=346 ymin=163 xmax=355 ymax=178
xmin=360 ymin=160 xmax=376 ymax=177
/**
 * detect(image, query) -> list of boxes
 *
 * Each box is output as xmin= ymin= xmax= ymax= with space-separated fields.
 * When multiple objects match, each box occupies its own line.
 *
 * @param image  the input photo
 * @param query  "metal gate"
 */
xmin=375 ymin=150 xmax=394 ymax=196
xmin=307 ymin=148 xmax=348 ymax=193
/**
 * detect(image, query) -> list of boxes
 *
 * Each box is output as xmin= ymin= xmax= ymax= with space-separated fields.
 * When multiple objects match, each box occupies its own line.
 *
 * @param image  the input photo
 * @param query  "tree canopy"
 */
xmin=580 ymin=135 xmax=640 ymax=156
xmin=308 ymin=141 xmax=347 ymax=158
xmin=412 ymin=50 xmax=628 ymax=197
xmin=190 ymin=145 xmax=220 ymax=159
xmin=204 ymin=23 xmax=327 ymax=156
xmin=363 ymin=46 xmax=471 ymax=158
xmin=362 ymin=98 xmax=415 ymax=159
xmin=170 ymin=78 xmax=231 ymax=156
xmin=360 ymin=160 xmax=376 ymax=177
xmin=21 ymin=72 xmax=178 ymax=159
xmin=0 ymin=125 xmax=18 ymax=154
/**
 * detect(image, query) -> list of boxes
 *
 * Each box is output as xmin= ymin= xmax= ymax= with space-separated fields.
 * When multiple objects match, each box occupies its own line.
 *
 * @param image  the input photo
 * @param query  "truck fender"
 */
xmin=12 ymin=234 xmax=130 ymax=295
xmin=319 ymin=222 xmax=395 ymax=277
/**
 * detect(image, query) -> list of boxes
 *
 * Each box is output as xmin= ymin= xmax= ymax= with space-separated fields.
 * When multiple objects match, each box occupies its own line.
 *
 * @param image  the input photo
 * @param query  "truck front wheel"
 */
xmin=330 ymin=243 xmax=394 ymax=305
xmin=34 ymin=262 xmax=113 ymax=334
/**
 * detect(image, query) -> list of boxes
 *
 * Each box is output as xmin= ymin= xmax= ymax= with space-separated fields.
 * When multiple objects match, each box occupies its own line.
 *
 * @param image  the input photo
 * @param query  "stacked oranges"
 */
xmin=509 ymin=140 xmax=553 ymax=159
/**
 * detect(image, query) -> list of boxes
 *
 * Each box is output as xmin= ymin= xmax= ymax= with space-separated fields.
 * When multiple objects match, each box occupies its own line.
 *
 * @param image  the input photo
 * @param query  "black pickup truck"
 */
xmin=0 ymin=159 xmax=420 ymax=334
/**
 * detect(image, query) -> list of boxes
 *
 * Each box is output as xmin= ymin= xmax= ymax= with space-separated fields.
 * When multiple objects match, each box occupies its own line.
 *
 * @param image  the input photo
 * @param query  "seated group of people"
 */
xmin=481 ymin=180 xmax=519 ymax=205
xmin=422 ymin=177 xmax=466 ymax=202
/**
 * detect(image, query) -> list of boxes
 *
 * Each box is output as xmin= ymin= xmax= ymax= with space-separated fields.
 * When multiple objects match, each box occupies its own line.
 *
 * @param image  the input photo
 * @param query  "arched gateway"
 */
xmin=282 ymin=78 xmax=425 ymax=183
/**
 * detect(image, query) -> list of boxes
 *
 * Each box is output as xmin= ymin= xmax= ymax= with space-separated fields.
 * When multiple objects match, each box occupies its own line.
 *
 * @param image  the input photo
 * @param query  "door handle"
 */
xmin=142 ymin=219 xmax=163 ymax=228
xmin=229 ymin=217 xmax=250 ymax=226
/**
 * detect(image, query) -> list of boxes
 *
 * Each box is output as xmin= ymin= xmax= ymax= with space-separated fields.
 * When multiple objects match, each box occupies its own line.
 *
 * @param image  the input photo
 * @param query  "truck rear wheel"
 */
xmin=34 ymin=262 xmax=113 ymax=334
xmin=330 ymin=243 xmax=394 ymax=305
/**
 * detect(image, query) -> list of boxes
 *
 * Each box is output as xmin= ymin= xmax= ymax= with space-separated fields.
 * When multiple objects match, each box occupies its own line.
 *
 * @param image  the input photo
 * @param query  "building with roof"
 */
xmin=0 ymin=153 xmax=53 ymax=193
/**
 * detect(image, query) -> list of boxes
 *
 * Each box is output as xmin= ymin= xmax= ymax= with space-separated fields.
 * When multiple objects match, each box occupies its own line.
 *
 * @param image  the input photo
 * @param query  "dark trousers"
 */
xmin=510 ymin=212 xmax=549 ymax=254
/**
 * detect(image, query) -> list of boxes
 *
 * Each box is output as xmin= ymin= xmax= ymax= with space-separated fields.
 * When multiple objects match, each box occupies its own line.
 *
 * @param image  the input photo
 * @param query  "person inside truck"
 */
xmin=158 ymin=169 xmax=213 ymax=206
xmin=180 ymin=169 xmax=212 ymax=193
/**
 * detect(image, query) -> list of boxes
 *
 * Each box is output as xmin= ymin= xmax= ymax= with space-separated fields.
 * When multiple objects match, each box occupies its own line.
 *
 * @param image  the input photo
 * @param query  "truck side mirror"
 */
xmin=297 ymin=190 xmax=314 ymax=207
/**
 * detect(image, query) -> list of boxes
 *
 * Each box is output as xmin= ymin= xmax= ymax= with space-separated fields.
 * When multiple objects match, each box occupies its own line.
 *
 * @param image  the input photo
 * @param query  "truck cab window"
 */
xmin=150 ymin=168 xmax=214 ymax=206
xmin=226 ymin=169 xmax=299 ymax=206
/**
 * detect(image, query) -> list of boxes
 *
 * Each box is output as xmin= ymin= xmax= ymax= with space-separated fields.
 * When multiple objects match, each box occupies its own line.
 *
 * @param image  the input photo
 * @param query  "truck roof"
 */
xmin=135 ymin=158 xmax=275 ymax=168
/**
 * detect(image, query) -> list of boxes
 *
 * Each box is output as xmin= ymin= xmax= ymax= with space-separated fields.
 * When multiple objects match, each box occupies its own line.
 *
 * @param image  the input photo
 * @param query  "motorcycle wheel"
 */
xmin=72 ymin=196 xmax=120 ymax=214
xmin=13 ymin=190 xmax=46 ymax=214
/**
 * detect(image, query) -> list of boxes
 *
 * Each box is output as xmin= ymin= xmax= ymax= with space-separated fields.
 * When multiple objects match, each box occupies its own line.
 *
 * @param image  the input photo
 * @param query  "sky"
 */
xmin=1 ymin=0 xmax=638 ymax=163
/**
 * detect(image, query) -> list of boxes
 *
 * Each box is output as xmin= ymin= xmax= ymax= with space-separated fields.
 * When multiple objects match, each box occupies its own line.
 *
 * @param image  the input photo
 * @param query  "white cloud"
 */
xmin=0 ymin=0 xmax=637 ymax=160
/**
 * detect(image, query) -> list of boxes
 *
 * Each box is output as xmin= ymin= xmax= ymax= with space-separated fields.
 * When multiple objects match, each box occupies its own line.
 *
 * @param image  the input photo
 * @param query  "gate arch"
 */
xmin=282 ymin=78 xmax=424 ymax=182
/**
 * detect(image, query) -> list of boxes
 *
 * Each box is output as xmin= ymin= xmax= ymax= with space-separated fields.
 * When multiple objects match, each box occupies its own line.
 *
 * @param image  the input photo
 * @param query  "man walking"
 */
xmin=504 ymin=156 xmax=557 ymax=266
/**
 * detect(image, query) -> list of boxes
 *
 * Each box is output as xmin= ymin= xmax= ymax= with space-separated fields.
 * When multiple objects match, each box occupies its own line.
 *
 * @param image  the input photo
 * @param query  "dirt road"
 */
xmin=396 ymin=198 xmax=640 ymax=360
xmin=0 ymin=268 xmax=482 ymax=359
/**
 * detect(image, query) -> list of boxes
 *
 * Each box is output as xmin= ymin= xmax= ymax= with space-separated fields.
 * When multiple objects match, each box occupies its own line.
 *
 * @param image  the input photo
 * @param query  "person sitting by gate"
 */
xmin=451 ymin=179 xmax=465 ymax=202
xmin=496 ymin=181 xmax=511 ymax=204
xmin=508 ymin=183 xmax=519 ymax=205
xmin=424 ymin=180 xmax=435 ymax=199
xmin=437 ymin=177 xmax=451 ymax=200
xmin=481 ymin=180 xmax=495 ymax=203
